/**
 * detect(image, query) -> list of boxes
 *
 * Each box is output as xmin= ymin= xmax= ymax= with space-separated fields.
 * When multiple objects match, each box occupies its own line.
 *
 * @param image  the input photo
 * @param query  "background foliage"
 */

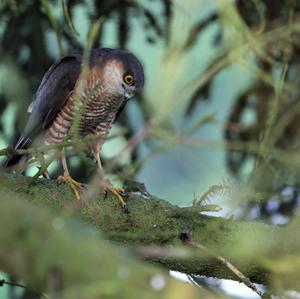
xmin=1 ymin=0 xmax=300 ymax=298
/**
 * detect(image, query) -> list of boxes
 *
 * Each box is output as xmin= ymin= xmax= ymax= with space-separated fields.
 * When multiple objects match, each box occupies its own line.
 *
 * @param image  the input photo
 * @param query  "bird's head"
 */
xmin=90 ymin=48 xmax=144 ymax=101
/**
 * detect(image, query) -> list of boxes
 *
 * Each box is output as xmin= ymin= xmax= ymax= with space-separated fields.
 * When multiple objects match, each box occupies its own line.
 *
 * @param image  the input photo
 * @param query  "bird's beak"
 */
xmin=124 ymin=90 xmax=134 ymax=101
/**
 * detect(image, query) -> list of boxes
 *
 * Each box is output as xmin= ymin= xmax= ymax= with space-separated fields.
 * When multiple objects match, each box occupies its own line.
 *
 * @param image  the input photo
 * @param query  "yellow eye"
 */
xmin=124 ymin=74 xmax=134 ymax=85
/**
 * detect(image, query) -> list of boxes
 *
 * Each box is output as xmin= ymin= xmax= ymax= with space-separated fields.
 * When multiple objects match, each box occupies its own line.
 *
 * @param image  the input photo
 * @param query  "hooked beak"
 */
xmin=124 ymin=90 xmax=135 ymax=101
xmin=122 ymin=82 xmax=136 ymax=101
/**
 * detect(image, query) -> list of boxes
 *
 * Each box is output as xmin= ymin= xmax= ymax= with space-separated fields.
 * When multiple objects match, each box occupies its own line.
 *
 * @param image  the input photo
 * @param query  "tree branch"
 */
xmin=1 ymin=172 xmax=299 ymax=292
xmin=0 ymin=173 xmax=211 ymax=299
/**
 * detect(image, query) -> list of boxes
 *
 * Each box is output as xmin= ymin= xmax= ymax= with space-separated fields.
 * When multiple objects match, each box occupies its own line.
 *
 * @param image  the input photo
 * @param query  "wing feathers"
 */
xmin=3 ymin=54 xmax=82 ymax=167
xmin=22 ymin=54 xmax=82 ymax=139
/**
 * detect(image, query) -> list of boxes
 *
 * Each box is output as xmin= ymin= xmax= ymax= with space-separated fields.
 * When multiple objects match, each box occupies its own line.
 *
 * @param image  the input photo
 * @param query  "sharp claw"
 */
xmin=98 ymin=179 xmax=129 ymax=211
xmin=103 ymin=190 xmax=108 ymax=200
xmin=105 ymin=186 xmax=127 ymax=210
xmin=57 ymin=175 xmax=83 ymax=201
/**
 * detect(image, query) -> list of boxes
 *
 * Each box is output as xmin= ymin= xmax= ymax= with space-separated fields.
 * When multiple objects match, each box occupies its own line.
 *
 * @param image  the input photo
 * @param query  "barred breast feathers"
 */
xmin=44 ymin=63 xmax=125 ymax=144
xmin=44 ymin=91 xmax=76 ymax=144
xmin=78 ymin=66 xmax=124 ymax=137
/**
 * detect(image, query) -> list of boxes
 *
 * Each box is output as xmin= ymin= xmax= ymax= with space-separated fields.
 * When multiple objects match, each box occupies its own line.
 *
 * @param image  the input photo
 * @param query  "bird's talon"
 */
xmin=57 ymin=175 xmax=82 ymax=201
xmin=106 ymin=186 xmax=127 ymax=210
xmin=102 ymin=189 xmax=108 ymax=200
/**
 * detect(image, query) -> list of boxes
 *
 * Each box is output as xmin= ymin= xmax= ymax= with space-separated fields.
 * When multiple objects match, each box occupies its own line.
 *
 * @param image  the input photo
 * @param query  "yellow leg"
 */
xmin=92 ymin=141 xmax=127 ymax=209
xmin=57 ymin=150 xmax=82 ymax=201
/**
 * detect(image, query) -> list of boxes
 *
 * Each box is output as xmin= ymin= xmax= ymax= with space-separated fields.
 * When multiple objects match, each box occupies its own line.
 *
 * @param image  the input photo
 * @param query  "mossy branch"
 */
xmin=1 ymin=173 xmax=300 ymax=294
xmin=0 ymin=174 xmax=211 ymax=299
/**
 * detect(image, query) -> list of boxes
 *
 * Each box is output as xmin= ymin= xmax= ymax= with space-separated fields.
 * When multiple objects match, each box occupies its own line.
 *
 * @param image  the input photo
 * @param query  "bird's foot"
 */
xmin=106 ymin=186 xmax=128 ymax=210
xmin=101 ymin=181 xmax=129 ymax=211
xmin=57 ymin=174 xmax=83 ymax=201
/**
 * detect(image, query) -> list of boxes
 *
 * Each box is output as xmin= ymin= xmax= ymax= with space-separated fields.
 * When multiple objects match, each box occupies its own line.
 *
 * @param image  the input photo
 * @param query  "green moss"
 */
xmin=0 ymin=173 xmax=283 ymax=285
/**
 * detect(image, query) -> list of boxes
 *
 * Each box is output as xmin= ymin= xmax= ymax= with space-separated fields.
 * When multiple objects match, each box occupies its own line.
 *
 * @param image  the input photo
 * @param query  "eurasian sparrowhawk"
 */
xmin=4 ymin=48 xmax=144 ymax=207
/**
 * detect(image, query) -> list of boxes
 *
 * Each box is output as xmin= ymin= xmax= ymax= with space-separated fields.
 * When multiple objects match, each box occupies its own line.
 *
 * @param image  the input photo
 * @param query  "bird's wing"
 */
xmin=21 ymin=54 xmax=82 ymax=142
xmin=3 ymin=54 xmax=82 ymax=167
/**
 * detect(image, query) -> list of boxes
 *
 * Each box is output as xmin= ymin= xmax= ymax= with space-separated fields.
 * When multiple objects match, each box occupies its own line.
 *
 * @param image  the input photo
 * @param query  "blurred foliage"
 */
xmin=221 ymin=0 xmax=300 ymax=223
xmin=2 ymin=0 xmax=300 ymax=297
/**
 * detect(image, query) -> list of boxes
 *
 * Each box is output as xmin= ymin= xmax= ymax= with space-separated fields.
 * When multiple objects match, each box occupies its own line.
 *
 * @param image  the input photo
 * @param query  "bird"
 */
xmin=3 ymin=48 xmax=144 ymax=207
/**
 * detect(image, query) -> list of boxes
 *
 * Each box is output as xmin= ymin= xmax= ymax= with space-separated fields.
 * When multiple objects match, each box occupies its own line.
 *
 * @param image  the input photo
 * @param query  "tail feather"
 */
xmin=2 ymin=136 xmax=32 ymax=168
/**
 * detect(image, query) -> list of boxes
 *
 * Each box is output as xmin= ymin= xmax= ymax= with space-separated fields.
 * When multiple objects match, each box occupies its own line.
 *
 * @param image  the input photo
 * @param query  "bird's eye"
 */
xmin=124 ymin=74 xmax=134 ymax=85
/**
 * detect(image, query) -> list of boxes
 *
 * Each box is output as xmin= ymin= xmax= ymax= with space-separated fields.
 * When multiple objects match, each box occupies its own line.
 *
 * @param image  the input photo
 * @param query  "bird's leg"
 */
xmin=91 ymin=141 xmax=127 ymax=209
xmin=57 ymin=149 xmax=82 ymax=200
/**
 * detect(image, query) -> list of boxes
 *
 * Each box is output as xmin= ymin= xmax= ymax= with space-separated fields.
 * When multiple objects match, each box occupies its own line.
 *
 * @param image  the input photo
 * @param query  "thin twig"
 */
xmin=0 ymin=131 xmax=126 ymax=158
xmin=0 ymin=279 xmax=27 ymax=289
xmin=186 ymin=239 xmax=264 ymax=298
xmin=40 ymin=0 xmax=64 ymax=56
xmin=0 ymin=279 xmax=46 ymax=298
xmin=61 ymin=0 xmax=79 ymax=37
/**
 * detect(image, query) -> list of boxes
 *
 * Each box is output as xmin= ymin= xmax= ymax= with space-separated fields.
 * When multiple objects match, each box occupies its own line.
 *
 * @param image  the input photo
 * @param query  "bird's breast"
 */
xmin=44 ymin=79 xmax=124 ymax=145
xmin=78 ymin=84 xmax=123 ymax=136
